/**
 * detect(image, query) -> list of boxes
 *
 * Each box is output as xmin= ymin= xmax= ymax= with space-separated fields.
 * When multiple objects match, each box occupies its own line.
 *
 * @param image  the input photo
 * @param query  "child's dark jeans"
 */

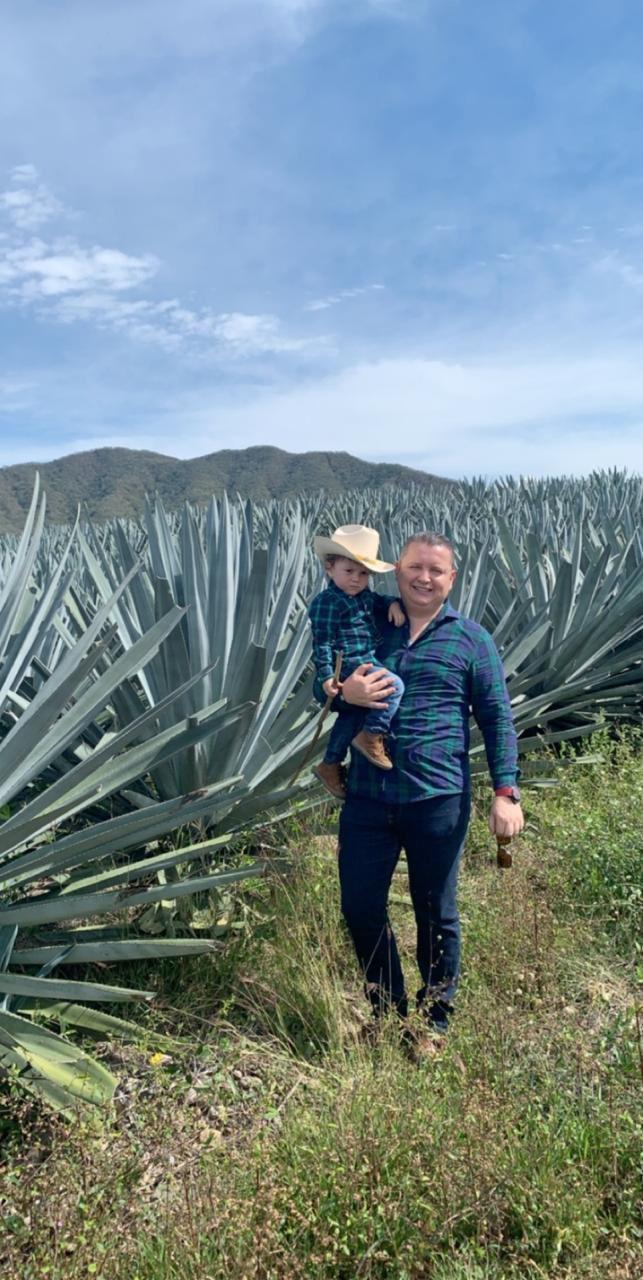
xmin=323 ymin=667 xmax=404 ymax=763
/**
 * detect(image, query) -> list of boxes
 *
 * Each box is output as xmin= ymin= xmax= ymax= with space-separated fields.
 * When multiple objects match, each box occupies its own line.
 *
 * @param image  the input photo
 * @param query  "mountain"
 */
xmin=0 ymin=446 xmax=451 ymax=533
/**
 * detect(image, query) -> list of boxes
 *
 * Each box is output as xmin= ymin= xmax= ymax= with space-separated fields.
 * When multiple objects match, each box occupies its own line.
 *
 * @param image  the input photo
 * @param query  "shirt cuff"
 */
xmin=492 ymin=773 xmax=520 ymax=790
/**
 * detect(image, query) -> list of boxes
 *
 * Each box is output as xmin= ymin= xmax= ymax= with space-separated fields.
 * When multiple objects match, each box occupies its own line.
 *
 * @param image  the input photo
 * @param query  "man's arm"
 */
xmin=470 ymin=629 xmax=524 ymax=838
xmin=341 ymin=664 xmax=397 ymax=709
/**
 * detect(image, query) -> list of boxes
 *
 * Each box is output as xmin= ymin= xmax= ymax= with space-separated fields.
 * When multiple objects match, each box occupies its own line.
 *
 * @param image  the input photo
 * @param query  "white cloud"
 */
xmin=2 ymin=239 xmax=159 ymax=298
xmin=0 ymin=165 xmax=65 ymax=230
xmin=595 ymin=250 xmax=643 ymax=290
xmin=153 ymin=353 xmax=643 ymax=476
xmin=3 ymin=352 xmax=642 ymax=478
xmin=212 ymin=311 xmax=319 ymax=353
xmin=53 ymin=293 xmax=321 ymax=356
xmin=305 ymin=284 xmax=384 ymax=312
xmin=0 ymin=166 xmax=321 ymax=359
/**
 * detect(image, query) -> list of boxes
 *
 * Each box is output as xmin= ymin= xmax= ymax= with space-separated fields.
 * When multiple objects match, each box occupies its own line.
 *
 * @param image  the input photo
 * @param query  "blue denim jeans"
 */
xmin=323 ymin=668 xmax=405 ymax=764
xmin=338 ymin=791 xmax=471 ymax=1028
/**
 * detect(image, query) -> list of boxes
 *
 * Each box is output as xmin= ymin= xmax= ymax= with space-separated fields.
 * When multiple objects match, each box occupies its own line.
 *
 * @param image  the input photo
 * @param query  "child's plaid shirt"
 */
xmin=307 ymin=580 xmax=397 ymax=682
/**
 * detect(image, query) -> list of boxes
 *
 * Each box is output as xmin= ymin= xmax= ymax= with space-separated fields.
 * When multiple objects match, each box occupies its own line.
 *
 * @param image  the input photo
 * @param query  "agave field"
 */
xmin=0 ymin=470 xmax=642 ymax=1111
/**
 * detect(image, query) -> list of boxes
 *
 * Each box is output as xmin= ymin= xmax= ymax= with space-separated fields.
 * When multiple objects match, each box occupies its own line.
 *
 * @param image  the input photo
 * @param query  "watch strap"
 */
xmin=495 ymin=785 xmax=521 ymax=802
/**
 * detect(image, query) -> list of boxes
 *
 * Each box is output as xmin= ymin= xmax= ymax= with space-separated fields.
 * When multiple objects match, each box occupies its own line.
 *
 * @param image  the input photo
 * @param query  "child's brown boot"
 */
xmin=312 ymin=761 xmax=346 ymax=799
xmin=351 ymin=731 xmax=393 ymax=770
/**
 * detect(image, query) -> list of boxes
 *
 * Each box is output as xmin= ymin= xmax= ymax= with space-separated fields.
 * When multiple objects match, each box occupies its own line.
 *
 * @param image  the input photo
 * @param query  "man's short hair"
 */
xmin=398 ymin=532 xmax=456 ymax=567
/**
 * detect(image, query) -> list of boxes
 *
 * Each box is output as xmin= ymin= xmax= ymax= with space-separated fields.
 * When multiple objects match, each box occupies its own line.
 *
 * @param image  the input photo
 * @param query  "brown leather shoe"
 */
xmin=351 ymin=731 xmax=393 ymax=770
xmin=312 ymin=760 xmax=346 ymax=799
xmin=403 ymin=1028 xmax=443 ymax=1064
xmin=401 ymin=1017 xmax=445 ymax=1064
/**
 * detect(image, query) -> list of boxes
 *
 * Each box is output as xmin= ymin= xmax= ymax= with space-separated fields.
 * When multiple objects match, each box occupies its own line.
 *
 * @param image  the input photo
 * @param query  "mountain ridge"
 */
xmin=0 ymin=446 xmax=452 ymax=533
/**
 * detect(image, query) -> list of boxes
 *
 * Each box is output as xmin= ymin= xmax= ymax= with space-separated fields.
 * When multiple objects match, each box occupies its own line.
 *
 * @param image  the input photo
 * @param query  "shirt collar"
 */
xmin=440 ymin=600 xmax=460 ymax=622
xmin=402 ymin=599 xmax=459 ymax=630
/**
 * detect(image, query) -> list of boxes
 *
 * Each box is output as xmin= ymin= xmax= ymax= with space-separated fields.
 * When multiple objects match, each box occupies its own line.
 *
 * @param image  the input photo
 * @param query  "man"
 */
xmin=336 ymin=532 xmax=524 ymax=1036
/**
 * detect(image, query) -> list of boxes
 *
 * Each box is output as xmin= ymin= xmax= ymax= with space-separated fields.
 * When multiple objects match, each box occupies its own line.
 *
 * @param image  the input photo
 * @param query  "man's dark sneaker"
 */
xmin=351 ymin=731 xmax=393 ymax=770
xmin=312 ymin=760 xmax=346 ymax=800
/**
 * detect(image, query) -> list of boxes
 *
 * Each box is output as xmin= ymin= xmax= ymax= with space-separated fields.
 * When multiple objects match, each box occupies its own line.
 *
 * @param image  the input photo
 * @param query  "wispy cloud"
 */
xmin=0 ymin=163 xmax=66 ymax=230
xmin=1 ymin=239 xmax=158 ymax=299
xmin=211 ymin=311 xmax=317 ymax=353
xmin=0 ymin=166 xmax=322 ymax=360
xmin=305 ymin=284 xmax=384 ymax=312
xmin=53 ymin=294 xmax=323 ymax=357
xmin=595 ymin=249 xmax=643 ymax=291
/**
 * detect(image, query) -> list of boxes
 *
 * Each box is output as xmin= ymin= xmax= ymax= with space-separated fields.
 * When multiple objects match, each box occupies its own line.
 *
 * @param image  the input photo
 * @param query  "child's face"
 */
xmin=328 ymin=556 xmax=370 ymax=596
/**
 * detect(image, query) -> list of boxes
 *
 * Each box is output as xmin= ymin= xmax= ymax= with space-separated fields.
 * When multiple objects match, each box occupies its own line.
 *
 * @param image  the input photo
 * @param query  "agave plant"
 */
xmin=0 ymin=487 xmax=320 ymax=1111
xmin=71 ymin=491 xmax=324 ymax=803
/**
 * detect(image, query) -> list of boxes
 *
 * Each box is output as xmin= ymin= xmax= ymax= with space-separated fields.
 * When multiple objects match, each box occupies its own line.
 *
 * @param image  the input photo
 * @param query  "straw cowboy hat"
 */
xmin=313 ymin=524 xmax=395 ymax=574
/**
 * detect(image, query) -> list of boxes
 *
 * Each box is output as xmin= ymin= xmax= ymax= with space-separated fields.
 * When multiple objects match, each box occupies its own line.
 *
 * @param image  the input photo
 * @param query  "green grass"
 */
xmin=1 ymin=735 xmax=641 ymax=1279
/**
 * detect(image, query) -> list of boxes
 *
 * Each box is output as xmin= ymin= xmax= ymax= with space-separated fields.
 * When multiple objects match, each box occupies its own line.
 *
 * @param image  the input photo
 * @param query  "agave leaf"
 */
xmin=59 ymin=832 xmax=231 ymax=894
xmin=0 ymin=974 xmax=154 ymax=1002
xmin=0 ymin=860 xmax=268 ymax=928
xmin=13 ymin=938 xmax=220 ymax=965
xmin=0 ymin=1009 xmax=116 ymax=1105
xmin=500 ymin=619 xmax=552 ymax=678
xmin=0 ymin=601 xmax=187 ymax=809
xmin=0 ymin=776 xmax=247 ymax=889
xmin=30 ymin=1002 xmax=157 ymax=1042
xmin=0 ymin=925 xmax=18 ymax=972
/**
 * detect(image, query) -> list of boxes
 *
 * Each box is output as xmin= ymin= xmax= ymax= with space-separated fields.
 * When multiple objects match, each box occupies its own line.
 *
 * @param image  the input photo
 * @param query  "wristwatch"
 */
xmin=495 ymin=786 xmax=521 ymax=803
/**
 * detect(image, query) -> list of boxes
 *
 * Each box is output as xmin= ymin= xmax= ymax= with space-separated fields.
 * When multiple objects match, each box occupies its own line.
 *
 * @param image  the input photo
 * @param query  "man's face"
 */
xmin=395 ymin=542 xmax=456 ymax=614
xmin=328 ymin=556 xmax=370 ymax=596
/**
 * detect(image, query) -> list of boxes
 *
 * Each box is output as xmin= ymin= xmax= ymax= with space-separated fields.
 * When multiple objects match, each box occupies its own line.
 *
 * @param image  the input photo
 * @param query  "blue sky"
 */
xmin=1 ymin=0 xmax=643 ymax=478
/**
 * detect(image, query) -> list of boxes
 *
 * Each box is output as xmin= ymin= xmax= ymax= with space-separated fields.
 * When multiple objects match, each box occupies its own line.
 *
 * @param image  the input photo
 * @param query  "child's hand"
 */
xmin=323 ymin=677 xmax=341 ymax=699
xmin=388 ymin=601 xmax=406 ymax=627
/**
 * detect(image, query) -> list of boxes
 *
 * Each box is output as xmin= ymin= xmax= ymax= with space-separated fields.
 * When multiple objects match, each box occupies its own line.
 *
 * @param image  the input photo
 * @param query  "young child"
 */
xmin=308 ymin=524 xmax=406 ymax=799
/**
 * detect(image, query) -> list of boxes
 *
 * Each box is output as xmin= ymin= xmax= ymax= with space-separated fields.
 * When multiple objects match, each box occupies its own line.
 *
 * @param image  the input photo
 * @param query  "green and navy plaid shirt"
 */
xmin=307 ymin=580 xmax=396 ymax=682
xmin=329 ymin=601 xmax=519 ymax=803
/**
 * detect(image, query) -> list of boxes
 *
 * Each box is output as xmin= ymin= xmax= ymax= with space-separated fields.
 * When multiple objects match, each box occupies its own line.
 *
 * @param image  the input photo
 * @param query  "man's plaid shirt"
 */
xmin=326 ymin=601 xmax=519 ymax=803
xmin=307 ymin=579 xmax=395 ymax=682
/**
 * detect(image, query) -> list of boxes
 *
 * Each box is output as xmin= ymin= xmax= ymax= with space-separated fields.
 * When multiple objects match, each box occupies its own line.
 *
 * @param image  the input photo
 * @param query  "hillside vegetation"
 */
xmin=0 ymin=446 xmax=451 ymax=533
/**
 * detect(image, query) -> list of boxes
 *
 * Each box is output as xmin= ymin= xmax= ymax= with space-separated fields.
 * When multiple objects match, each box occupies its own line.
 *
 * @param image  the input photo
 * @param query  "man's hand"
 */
xmin=322 ymin=676 xmax=341 ymax=699
xmin=489 ymin=797 xmax=525 ymax=839
xmin=388 ymin=600 xmax=406 ymax=628
xmin=341 ymin=663 xmax=396 ymax=709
